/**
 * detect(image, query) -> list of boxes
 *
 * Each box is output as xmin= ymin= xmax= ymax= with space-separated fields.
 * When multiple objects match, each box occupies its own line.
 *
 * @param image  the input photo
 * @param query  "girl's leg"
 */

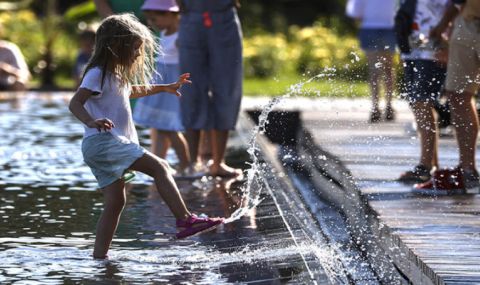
xmin=93 ymin=179 xmax=126 ymax=259
xmin=129 ymin=152 xmax=190 ymax=219
xmin=163 ymin=131 xmax=191 ymax=171
xmin=151 ymin=128 xmax=170 ymax=158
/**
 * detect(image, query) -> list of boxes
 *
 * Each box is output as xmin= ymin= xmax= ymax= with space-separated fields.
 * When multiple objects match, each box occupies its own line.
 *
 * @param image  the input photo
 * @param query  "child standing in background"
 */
xmin=133 ymin=0 xmax=192 ymax=176
xmin=69 ymin=14 xmax=223 ymax=259
xmin=73 ymin=28 xmax=96 ymax=88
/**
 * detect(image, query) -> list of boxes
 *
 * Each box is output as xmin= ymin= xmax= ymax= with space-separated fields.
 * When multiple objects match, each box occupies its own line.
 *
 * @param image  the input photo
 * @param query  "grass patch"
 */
xmin=244 ymin=75 xmax=369 ymax=97
xmin=29 ymin=73 xmax=370 ymax=98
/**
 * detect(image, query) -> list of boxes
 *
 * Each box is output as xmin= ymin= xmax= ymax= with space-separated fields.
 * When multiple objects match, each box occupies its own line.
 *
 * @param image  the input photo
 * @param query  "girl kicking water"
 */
xmin=68 ymin=13 xmax=223 ymax=259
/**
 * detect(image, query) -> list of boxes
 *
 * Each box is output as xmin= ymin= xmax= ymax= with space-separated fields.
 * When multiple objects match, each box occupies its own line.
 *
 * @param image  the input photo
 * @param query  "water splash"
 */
xmin=0 ymin=241 xmax=340 ymax=284
xmin=225 ymin=74 xmax=324 ymax=224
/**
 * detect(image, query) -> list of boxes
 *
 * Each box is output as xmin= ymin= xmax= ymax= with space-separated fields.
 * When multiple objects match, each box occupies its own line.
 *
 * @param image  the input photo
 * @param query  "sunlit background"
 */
xmin=0 ymin=0 xmax=376 ymax=96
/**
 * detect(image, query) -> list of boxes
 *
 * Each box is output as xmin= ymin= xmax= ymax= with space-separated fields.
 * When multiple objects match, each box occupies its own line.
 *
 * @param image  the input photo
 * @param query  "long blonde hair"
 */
xmin=83 ymin=13 xmax=159 ymax=89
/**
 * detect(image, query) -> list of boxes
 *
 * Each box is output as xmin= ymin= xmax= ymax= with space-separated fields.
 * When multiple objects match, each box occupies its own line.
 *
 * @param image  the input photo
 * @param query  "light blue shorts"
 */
xmin=82 ymin=132 xmax=146 ymax=188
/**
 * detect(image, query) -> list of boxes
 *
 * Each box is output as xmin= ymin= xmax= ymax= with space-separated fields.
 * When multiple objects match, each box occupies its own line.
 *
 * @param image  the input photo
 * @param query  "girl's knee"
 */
xmin=152 ymin=157 xmax=171 ymax=177
xmin=101 ymin=182 xmax=126 ymax=212
xmin=104 ymin=193 xmax=127 ymax=213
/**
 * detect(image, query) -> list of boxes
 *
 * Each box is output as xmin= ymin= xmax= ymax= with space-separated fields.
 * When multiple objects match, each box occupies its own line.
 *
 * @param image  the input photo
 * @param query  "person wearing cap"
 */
xmin=176 ymin=0 xmax=243 ymax=178
xmin=133 ymin=0 xmax=194 ymax=177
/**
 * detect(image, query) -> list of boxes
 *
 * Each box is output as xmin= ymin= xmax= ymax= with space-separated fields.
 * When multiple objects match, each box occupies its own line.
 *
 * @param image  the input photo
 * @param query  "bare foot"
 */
xmin=209 ymin=162 xmax=242 ymax=178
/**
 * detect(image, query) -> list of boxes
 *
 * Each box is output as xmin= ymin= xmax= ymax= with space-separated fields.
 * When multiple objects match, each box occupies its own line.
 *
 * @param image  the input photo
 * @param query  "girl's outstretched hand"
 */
xmin=165 ymin=73 xmax=192 ymax=97
xmin=87 ymin=118 xmax=115 ymax=132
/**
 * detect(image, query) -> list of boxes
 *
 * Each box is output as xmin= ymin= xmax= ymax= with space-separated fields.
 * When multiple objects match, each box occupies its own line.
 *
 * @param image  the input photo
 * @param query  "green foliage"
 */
xmin=0 ymin=11 xmax=44 ymax=71
xmin=0 ymin=7 xmax=85 ymax=88
xmin=243 ymin=21 xmax=368 ymax=81
xmin=289 ymin=22 xmax=367 ymax=80
xmin=243 ymin=33 xmax=291 ymax=78
xmin=64 ymin=1 xmax=97 ymax=23
xmin=1 ymin=3 xmax=370 ymax=91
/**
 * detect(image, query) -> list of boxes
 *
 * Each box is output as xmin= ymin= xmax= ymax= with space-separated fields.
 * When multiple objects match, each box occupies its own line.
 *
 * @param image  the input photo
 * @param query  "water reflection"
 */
xmin=0 ymin=92 xmax=311 ymax=284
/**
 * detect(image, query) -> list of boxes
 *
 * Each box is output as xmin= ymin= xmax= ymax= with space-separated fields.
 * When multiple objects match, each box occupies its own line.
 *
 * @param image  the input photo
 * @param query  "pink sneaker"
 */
xmin=176 ymin=214 xmax=224 ymax=239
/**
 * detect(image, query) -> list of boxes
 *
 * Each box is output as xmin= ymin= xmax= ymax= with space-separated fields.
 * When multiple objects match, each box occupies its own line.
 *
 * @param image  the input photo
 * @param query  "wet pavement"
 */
xmin=291 ymin=97 xmax=480 ymax=285
xmin=0 ymin=92 xmax=333 ymax=284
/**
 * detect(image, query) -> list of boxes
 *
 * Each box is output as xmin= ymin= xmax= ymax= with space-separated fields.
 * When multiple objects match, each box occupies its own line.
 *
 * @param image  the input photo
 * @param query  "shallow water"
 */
xmin=0 ymin=92 xmax=327 ymax=284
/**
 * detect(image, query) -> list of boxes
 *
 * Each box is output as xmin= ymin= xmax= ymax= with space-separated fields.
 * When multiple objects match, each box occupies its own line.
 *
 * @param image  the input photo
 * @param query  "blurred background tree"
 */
xmin=0 ymin=0 xmax=367 ymax=93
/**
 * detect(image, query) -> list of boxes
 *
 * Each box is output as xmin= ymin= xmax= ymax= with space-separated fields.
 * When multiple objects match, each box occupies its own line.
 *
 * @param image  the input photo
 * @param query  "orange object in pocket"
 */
xmin=202 ymin=12 xmax=212 ymax=28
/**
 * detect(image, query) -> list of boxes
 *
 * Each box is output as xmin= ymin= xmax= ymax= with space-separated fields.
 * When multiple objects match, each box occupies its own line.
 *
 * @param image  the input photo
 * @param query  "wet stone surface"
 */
xmin=0 ymin=93 xmax=326 ymax=284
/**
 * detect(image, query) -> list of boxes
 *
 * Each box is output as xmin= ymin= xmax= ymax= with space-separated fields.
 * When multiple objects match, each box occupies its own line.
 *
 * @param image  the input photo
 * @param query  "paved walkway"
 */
xmin=270 ymin=97 xmax=480 ymax=285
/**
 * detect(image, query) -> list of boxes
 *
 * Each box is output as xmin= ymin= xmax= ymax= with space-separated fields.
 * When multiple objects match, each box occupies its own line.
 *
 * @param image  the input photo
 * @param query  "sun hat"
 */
xmin=141 ymin=0 xmax=180 ymax=12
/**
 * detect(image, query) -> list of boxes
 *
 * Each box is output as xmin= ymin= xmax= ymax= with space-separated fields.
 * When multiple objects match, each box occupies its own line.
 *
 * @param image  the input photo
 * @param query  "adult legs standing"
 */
xmin=448 ymin=91 xmax=479 ymax=171
xmin=411 ymin=101 xmax=439 ymax=169
xmin=178 ymin=5 xmax=243 ymax=177
xmin=398 ymin=60 xmax=445 ymax=183
xmin=366 ymin=50 xmax=395 ymax=122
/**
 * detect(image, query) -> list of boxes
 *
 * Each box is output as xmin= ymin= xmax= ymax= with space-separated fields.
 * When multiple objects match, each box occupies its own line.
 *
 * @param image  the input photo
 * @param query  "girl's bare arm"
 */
xmin=69 ymin=88 xmax=114 ymax=132
xmin=130 ymin=73 xmax=191 ymax=99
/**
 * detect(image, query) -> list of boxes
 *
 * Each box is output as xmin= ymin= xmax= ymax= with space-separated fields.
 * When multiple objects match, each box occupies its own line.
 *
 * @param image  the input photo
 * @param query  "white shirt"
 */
xmin=80 ymin=67 xmax=139 ymax=144
xmin=158 ymin=31 xmax=179 ymax=65
xmin=402 ymin=0 xmax=449 ymax=60
xmin=346 ymin=0 xmax=396 ymax=28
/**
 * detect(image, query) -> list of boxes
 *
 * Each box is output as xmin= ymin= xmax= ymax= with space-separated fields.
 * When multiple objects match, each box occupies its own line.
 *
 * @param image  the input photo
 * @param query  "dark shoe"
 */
xmin=369 ymin=108 xmax=381 ymax=123
xmin=398 ymin=164 xmax=432 ymax=183
xmin=384 ymin=106 xmax=395 ymax=121
xmin=461 ymin=168 xmax=480 ymax=190
xmin=413 ymin=167 xmax=465 ymax=195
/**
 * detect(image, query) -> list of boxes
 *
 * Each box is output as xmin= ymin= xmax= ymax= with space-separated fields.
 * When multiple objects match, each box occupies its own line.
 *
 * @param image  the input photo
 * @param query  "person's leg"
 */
xmin=166 ymin=131 xmax=191 ymax=171
xmin=448 ymin=91 xmax=478 ymax=170
xmin=93 ymin=179 xmax=126 ymax=259
xmin=366 ymin=51 xmax=381 ymax=121
xmin=178 ymin=29 xmax=210 ymax=168
xmin=209 ymin=129 xmax=241 ymax=177
xmin=380 ymin=51 xmax=395 ymax=117
xmin=151 ymin=129 xmax=170 ymax=159
xmin=412 ymin=101 xmax=439 ymax=168
xmin=207 ymin=10 xmax=242 ymax=177
xmin=199 ymin=130 xmax=213 ymax=165
xmin=398 ymin=60 xmax=444 ymax=183
xmin=129 ymin=152 xmax=190 ymax=219
xmin=186 ymin=129 xmax=201 ymax=168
